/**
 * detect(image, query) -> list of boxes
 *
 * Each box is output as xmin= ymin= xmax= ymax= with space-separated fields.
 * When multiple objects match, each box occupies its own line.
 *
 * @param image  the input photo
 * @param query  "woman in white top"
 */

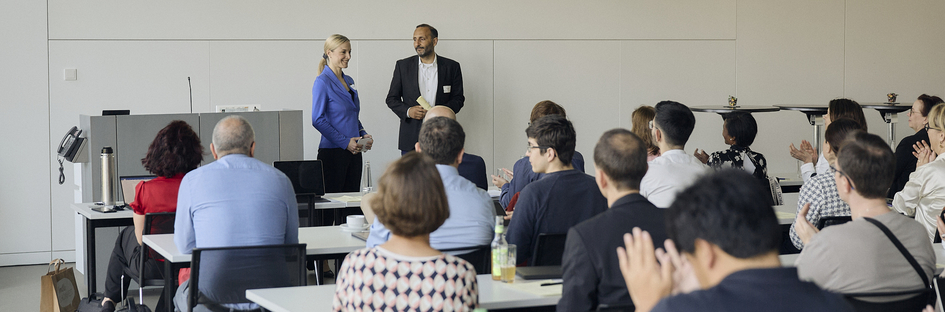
xmin=789 ymin=98 xmax=868 ymax=184
xmin=893 ymin=104 xmax=945 ymax=242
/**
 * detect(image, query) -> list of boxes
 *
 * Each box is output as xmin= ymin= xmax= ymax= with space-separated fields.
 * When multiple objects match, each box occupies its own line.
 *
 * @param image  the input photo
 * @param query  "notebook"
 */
xmin=516 ymin=266 xmax=563 ymax=280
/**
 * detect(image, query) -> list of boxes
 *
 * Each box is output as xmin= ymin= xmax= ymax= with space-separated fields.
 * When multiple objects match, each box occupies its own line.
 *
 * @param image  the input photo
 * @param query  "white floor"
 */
xmin=0 ymin=262 xmax=333 ymax=312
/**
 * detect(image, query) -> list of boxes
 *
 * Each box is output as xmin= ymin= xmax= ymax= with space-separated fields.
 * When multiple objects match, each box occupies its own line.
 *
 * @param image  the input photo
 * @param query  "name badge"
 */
xmin=443 ymin=85 xmax=451 ymax=93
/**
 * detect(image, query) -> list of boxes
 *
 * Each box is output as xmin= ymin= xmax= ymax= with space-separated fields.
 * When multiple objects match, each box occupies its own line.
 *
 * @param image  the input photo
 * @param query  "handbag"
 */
xmin=40 ymin=259 xmax=80 ymax=312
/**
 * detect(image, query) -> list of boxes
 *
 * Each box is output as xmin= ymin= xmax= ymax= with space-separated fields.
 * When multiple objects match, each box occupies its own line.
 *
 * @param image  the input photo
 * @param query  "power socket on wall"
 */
xmin=216 ymin=105 xmax=261 ymax=112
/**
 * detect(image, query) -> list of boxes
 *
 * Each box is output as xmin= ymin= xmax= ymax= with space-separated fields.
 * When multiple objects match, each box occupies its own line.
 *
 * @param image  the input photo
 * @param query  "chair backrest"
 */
xmin=189 ymin=243 xmax=307 ymax=311
xmin=816 ymin=216 xmax=852 ymax=230
xmin=531 ymin=233 xmax=567 ymax=266
xmin=141 ymin=212 xmax=176 ymax=277
xmin=440 ymin=245 xmax=491 ymax=275
xmin=843 ymin=290 xmax=931 ymax=312
xmin=768 ymin=175 xmax=783 ymax=206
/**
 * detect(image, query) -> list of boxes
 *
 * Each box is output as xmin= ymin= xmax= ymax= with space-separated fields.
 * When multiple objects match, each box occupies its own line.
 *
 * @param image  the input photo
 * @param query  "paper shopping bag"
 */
xmin=40 ymin=259 xmax=80 ymax=312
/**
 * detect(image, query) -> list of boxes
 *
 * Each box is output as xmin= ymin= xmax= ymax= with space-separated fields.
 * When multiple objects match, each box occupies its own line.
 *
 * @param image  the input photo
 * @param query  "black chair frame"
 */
xmin=440 ymin=245 xmax=491 ymax=275
xmin=188 ymin=243 xmax=307 ymax=312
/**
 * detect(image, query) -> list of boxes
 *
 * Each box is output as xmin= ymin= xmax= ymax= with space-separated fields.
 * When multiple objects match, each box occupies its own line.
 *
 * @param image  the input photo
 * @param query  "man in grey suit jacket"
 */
xmin=386 ymin=24 xmax=464 ymax=153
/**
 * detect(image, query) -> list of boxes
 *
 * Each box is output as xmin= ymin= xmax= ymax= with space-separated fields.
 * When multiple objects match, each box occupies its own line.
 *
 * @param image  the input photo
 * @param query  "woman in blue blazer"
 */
xmin=312 ymin=34 xmax=373 ymax=195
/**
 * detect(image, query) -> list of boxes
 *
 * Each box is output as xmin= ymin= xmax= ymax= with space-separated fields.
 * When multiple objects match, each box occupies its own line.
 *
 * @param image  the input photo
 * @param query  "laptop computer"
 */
xmin=273 ymin=160 xmax=330 ymax=202
xmin=516 ymin=265 xmax=563 ymax=280
xmin=119 ymin=175 xmax=156 ymax=204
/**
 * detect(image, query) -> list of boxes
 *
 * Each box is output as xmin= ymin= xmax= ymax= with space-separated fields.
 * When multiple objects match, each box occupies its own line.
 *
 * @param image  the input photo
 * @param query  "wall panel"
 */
xmin=493 ymin=41 xmax=621 ymax=174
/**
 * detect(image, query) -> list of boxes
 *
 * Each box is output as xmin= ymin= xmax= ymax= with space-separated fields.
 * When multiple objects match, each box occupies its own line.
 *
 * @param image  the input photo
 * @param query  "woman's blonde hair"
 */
xmin=631 ymin=106 xmax=658 ymax=155
xmin=370 ymin=152 xmax=450 ymax=237
xmin=930 ymin=103 xmax=945 ymax=132
xmin=318 ymin=34 xmax=350 ymax=75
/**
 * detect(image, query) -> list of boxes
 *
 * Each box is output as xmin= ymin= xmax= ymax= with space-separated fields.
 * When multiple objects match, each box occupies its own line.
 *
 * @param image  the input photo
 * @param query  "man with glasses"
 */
xmin=639 ymin=101 xmax=707 ymax=208
xmin=794 ymin=131 xmax=934 ymax=303
xmin=506 ymin=115 xmax=607 ymax=265
xmin=889 ymin=94 xmax=943 ymax=197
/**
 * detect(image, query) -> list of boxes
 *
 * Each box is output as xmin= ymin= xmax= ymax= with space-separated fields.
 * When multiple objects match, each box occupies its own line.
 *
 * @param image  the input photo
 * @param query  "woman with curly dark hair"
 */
xmin=100 ymin=120 xmax=203 ymax=312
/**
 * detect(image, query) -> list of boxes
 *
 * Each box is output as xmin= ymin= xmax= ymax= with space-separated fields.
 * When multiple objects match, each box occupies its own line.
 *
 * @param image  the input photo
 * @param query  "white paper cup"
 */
xmin=347 ymin=215 xmax=366 ymax=228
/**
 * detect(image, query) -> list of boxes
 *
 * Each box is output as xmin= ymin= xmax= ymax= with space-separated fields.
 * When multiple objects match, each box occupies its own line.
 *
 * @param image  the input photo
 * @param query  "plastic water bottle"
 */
xmin=361 ymin=161 xmax=372 ymax=194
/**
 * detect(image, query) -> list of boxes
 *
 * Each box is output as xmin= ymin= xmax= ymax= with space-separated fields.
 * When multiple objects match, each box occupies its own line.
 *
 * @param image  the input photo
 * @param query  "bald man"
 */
xmin=422 ymin=106 xmax=488 ymax=189
xmin=173 ymin=115 xmax=299 ymax=311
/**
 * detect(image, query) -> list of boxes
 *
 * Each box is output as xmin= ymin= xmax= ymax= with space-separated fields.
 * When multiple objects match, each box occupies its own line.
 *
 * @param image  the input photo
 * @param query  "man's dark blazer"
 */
xmin=558 ymin=193 xmax=668 ymax=312
xmin=458 ymin=153 xmax=488 ymax=190
xmin=386 ymin=55 xmax=464 ymax=151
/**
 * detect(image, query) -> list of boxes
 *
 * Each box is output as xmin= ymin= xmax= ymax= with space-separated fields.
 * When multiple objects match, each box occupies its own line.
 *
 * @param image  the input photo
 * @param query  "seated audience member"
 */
xmin=695 ymin=112 xmax=767 ymax=183
xmin=506 ymin=115 xmax=607 ymax=264
xmin=640 ymin=100 xmax=707 ymax=208
xmin=617 ymin=170 xmax=852 ymax=312
xmin=558 ymin=129 xmax=667 ymax=311
xmin=333 ymin=153 xmax=478 ymax=311
xmin=795 ymin=131 xmax=934 ymax=303
xmin=789 ymin=98 xmax=868 ymax=184
xmin=788 ymin=119 xmax=862 ymax=249
xmin=893 ymin=103 xmax=945 ymax=242
xmin=100 ymin=121 xmax=203 ymax=312
xmin=631 ymin=105 xmax=660 ymax=161
xmin=492 ymin=100 xmax=585 ymax=208
xmin=174 ymin=115 xmax=299 ymax=311
xmin=890 ymin=94 xmax=943 ymax=197
xmin=423 ymin=105 xmax=489 ymax=189
xmin=366 ymin=116 xmax=495 ymax=249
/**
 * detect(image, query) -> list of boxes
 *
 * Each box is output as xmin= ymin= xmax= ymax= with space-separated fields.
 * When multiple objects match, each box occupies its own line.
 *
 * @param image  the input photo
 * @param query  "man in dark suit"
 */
xmin=558 ymin=128 xmax=668 ymax=311
xmin=424 ymin=106 xmax=488 ymax=189
xmin=386 ymin=24 xmax=464 ymax=154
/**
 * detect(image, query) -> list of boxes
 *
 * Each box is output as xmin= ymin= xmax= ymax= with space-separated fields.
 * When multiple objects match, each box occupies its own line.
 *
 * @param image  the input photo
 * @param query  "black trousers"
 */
xmin=104 ymin=226 xmax=163 ymax=302
xmin=317 ymin=148 xmax=363 ymax=225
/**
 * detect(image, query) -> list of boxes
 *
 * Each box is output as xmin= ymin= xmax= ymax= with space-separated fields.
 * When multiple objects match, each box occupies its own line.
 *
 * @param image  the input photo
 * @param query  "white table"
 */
xmin=71 ymin=202 xmax=135 ymax=296
xmin=143 ymin=225 xmax=368 ymax=310
xmin=245 ymin=274 xmax=560 ymax=312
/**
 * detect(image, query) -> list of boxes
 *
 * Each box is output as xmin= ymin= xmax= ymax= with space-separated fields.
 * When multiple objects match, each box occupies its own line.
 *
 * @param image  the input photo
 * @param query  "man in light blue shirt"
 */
xmin=366 ymin=113 xmax=495 ymax=250
xmin=174 ymin=115 xmax=299 ymax=311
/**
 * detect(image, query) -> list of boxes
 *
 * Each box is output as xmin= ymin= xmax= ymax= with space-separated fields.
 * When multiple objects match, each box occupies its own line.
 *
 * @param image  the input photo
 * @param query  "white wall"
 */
xmin=2 ymin=0 xmax=944 ymax=265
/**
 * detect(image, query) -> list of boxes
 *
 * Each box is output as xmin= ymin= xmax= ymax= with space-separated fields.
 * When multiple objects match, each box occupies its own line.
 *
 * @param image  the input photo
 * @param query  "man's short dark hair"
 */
xmin=654 ymin=101 xmax=696 ymax=147
xmin=918 ymin=94 xmax=945 ymax=117
xmin=824 ymin=118 xmax=862 ymax=155
xmin=724 ymin=112 xmax=758 ymax=147
xmin=837 ymin=131 xmax=895 ymax=199
xmin=525 ymin=115 xmax=576 ymax=165
xmin=667 ymin=169 xmax=780 ymax=258
xmin=416 ymin=24 xmax=438 ymax=38
xmin=594 ymin=129 xmax=647 ymax=190
xmin=418 ymin=117 xmax=464 ymax=165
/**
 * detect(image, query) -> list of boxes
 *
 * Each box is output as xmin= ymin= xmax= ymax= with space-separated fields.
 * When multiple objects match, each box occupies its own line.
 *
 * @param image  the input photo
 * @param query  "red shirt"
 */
xmin=129 ymin=173 xmax=184 ymax=215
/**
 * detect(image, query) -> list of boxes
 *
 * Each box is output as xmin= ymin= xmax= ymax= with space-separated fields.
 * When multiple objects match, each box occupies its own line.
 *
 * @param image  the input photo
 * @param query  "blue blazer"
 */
xmin=312 ymin=68 xmax=366 ymax=149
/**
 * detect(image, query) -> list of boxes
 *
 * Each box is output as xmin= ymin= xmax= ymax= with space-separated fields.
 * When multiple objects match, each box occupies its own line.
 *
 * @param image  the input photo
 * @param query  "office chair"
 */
xmin=118 ymin=212 xmax=175 ymax=310
xmin=440 ymin=245 xmax=491 ymax=275
xmin=531 ymin=233 xmax=568 ymax=266
xmin=188 ymin=243 xmax=307 ymax=312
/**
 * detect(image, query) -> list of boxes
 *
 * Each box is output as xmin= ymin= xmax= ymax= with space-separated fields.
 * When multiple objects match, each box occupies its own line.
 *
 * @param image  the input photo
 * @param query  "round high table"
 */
xmin=773 ymin=104 xmax=829 ymax=156
xmin=859 ymin=102 xmax=912 ymax=147
xmin=690 ymin=105 xmax=781 ymax=116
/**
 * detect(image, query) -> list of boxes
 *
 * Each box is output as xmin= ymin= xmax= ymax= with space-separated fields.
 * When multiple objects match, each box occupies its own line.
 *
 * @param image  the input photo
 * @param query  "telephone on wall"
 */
xmin=57 ymin=126 xmax=85 ymax=185
xmin=58 ymin=126 xmax=84 ymax=162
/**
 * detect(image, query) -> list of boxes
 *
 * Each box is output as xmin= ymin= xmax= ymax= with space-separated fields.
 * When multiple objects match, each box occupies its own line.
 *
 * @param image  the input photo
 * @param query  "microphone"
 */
xmin=188 ymin=77 xmax=193 ymax=113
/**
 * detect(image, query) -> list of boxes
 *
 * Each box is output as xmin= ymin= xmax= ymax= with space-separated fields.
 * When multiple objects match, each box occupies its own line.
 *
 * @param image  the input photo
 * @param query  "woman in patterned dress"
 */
xmin=694 ymin=112 xmax=768 ymax=182
xmin=332 ymin=152 xmax=479 ymax=311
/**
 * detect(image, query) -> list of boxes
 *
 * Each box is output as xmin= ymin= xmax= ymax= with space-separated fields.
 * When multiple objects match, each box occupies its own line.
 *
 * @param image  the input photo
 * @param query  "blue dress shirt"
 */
xmin=174 ymin=154 xmax=299 ymax=254
xmin=366 ymin=164 xmax=496 ymax=250
xmin=499 ymin=151 xmax=585 ymax=208
xmin=312 ymin=68 xmax=366 ymax=149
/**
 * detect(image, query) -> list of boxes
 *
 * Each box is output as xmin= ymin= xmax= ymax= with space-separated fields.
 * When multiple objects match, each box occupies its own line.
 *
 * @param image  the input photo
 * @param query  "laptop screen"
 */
xmin=119 ymin=175 xmax=155 ymax=204
xmin=273 ymin=160 xmax=326 ymax=196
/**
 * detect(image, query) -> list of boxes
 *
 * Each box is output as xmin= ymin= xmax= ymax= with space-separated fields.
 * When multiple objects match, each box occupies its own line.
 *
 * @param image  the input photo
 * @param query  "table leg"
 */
xmin=164 ymin=260 xmax=174 ymax=312
xmin=86 ymin=217 xmax=96 ymax=296
xmin=308 ymin=198 xmax=315 ymax=227
xmin=808 ymin=114 xmax=824 ymax=157
xmin=883 ymin=112 xmax=898 ymax=147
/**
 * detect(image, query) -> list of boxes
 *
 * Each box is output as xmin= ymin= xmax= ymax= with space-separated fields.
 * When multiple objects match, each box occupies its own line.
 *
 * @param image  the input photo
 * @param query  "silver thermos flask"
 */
xmin=101 ymin=147 xmax=116 ymax=205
